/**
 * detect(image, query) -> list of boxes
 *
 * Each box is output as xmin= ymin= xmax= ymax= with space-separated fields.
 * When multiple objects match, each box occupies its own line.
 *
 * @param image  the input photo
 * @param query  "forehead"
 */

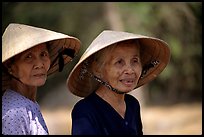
xmin=26 ymin=43 xmax=47 ymax=52
xmin=103 ymin=41 xmax=140 ymax=62
xmin=15 ymin=43 xmax=48 ymax=58
xmin=93 ymin=40 xmax=140 ymax=64
xmin=21 ymin=43 xmax=47 ymax=53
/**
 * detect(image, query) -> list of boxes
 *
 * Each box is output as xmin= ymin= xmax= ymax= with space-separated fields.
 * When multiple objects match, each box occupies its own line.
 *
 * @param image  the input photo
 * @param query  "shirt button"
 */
xmin=125 ymin=121 xmax=128 ymax=125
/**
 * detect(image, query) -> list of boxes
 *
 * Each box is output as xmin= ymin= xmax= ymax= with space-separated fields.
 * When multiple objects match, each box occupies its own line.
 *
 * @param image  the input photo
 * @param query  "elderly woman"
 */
xmin=67 ymin=30 xmax=170 ymax=135
xmin=2 ymin=23 xmax=81 ymax=135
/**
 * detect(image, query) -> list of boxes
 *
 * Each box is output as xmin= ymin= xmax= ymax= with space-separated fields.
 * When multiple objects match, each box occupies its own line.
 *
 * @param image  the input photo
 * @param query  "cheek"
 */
xmin=44 ymin=59 xmax=51 ymax=71
xmin=11 ymin=64 xmax=22 ymax=77
xmin=14 ymin=65 xmax=31 ymax=79
xmin=103 ymin=66 xmax=120 ymax=82
xmin=136 ymin=66 xmax=142 ymax=77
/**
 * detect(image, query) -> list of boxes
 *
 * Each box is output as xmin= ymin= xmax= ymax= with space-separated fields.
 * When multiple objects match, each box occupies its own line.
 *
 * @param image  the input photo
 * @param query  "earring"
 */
xmin=8 ymin=68 xmax=12 ymax=75
xmin=98 ymin=74 xmax=103 ymax=78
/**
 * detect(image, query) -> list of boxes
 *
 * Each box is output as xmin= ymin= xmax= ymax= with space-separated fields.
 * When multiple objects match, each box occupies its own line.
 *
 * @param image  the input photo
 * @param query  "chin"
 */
xmin=35 ymin=81 xmax=46 ymax=86
xmin=121 ymin=87 xmax=135 ymax=92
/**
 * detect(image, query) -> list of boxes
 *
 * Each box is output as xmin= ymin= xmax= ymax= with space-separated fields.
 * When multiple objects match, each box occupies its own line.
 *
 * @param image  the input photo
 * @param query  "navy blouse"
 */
xmin=71 ymin=92 xmax=143 ymax=135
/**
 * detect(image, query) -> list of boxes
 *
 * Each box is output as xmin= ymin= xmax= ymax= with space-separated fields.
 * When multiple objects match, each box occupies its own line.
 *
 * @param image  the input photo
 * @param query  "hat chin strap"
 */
xmin=79 ymin=61 xmax=126 ymax=94
xmin=49 ymin=48 xmax=75 ymax=72
xmin=92 ymin=75 xmax=126 ymax=94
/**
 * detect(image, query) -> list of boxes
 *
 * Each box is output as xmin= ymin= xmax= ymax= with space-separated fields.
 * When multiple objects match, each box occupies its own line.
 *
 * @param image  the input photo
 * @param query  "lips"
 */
xmin=34 ymin=74 xmax=45 ymax=76
xmin=120 ymin=78 xmax=135 ymax=86
xmin=33 ymin=73 xmax=46 ymax=78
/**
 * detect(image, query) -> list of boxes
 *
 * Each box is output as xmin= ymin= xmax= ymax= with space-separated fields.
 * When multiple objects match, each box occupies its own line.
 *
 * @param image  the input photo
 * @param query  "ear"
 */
xmin=4 ymin=59 xmax=18 ymax=77
xmin=91 ymin=61 xmax=102 ymax=77
xmin=3 ymin=60 xmax=13 ymax=76
xmin=3 ymin=60 xmax=12 ymax=69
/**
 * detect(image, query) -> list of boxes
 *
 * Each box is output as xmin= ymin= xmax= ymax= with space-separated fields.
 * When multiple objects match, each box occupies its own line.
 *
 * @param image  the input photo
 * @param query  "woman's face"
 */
xmin=11 ymin=43 xmax=51 ymax=87
xmin=101 ymin=42 xmax=142 ymax=93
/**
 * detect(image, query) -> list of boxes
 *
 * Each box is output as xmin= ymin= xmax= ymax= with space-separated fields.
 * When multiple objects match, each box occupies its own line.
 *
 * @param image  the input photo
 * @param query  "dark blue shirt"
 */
xmin=71 ymin=92 xmax=143 ymax=135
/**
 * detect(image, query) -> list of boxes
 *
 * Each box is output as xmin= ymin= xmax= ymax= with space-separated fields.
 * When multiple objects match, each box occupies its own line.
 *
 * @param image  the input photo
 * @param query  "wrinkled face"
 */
xmin=100 ymin=42 xmax=142 ymax=92
xmin=11 ymin=43 xmax=51 ymax=87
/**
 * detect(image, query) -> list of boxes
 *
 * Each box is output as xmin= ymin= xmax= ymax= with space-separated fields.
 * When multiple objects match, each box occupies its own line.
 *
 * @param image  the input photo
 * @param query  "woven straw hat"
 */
xmin=67 ymin=30 xmax=170 ymax=97
xmin=2 ymin=23 xmax=81 ymax=92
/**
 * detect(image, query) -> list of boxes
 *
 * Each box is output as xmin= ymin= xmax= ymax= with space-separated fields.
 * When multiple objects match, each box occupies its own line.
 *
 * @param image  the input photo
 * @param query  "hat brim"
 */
xmin=67 ymin=30 xmax=170 ymax=97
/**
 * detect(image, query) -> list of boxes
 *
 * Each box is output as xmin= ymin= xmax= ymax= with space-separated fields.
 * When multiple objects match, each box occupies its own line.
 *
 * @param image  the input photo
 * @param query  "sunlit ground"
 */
xmin=40 ymin=84 xmax=202 ymax=135
xmin=141 ymin=103 xmax=202 ymax=135
xmin=41 ymin=103 xmax=201 ymax=135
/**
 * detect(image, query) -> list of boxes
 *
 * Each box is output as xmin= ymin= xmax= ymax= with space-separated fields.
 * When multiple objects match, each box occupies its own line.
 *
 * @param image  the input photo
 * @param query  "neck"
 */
xmin=96 ymin=86 xmax=126 ymax=118
xmin=10 ymin=79 xmax=37 ymax=102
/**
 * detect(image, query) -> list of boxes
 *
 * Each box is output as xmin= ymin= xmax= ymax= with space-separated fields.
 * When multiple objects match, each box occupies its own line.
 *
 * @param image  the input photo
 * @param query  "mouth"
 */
xmin=33 ymin=73 xmax=46 ymax=78
xmin=119 ymin=78 xmax=135 ymax=86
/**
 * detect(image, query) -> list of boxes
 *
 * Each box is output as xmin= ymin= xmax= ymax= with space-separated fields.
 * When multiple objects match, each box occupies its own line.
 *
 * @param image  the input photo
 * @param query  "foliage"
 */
xmin=2 ymin=2 xmax=202 ymax=105
xmin=118 ymin=2 xmax=202 ymax=105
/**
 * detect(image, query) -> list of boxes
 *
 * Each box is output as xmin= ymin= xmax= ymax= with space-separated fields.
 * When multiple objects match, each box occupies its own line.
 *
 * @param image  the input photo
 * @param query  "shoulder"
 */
xmin=3 ymin=90 xmax=27 ymax=112
xmin=72 ymin=93 xmax=97 ymax=117
xmin=2 ymin=90 xmax=39 ymax=118
xmin=2 ymin=101 xmax=30 ymax=135
xmin=73 ymin=92 xmax=97 ymax=108
xmin=2 ymin=94 xmax=30 ymax=123
xmin=125 ymin=94 xmax=140 ymax=103
xmin=125 ymin=94 xmax=141 ymax=108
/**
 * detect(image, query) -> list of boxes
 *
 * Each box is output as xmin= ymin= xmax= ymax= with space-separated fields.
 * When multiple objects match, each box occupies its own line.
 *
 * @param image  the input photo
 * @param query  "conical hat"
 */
xmin=67 ymin=30 xmax=170 ymax=97
xmin=2 ymin=23 xmax=81 ymax=92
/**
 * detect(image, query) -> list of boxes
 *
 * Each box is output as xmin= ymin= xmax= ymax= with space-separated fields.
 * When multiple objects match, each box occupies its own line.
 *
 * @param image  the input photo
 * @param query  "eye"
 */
xmin=117 ymin=59 xmax=123 ymax=64
xmin=25 ymin=54 xmax=32 ymax=59
xmin=132 ymin=57 xmax=141 ymax=65
xmin=115 ymin=59 xmax=125 ymax=67
xmin=133 ymin=58 xmax=139 ymax=63
xmin=41 ymin=51 xmax=49 ymax=57
xmin=23 ymin=53 xmax=33 ymax=62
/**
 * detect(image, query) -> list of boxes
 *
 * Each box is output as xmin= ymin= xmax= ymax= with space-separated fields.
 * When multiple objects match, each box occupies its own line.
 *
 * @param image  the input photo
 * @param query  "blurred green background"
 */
xmin=2 ymin=2 xmax=202 ymax=135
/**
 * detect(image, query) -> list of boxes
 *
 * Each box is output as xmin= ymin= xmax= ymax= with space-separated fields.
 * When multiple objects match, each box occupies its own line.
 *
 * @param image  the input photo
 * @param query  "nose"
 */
xmin=33 ymin=58 xmax=44 ymax=69
xmin=124 ymin=64 xmax=135 ymax=74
